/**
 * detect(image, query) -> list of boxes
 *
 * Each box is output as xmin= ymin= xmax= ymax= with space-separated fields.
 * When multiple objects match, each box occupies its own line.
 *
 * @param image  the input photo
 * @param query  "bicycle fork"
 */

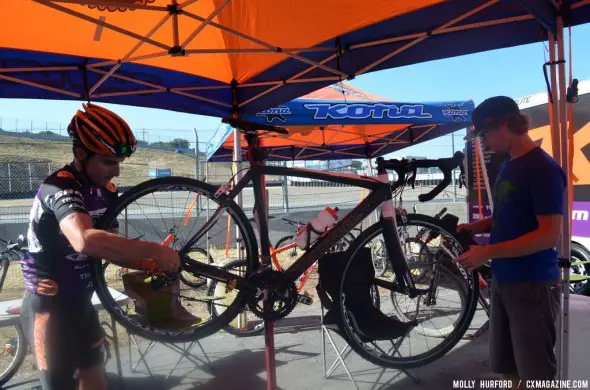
xmin=376 ymin=172 xmax=422 ymax=299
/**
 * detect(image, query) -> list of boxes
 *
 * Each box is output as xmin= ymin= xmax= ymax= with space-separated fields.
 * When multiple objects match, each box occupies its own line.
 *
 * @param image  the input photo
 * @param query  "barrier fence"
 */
xmin=0 ymin=124 xmax=467 ymax=232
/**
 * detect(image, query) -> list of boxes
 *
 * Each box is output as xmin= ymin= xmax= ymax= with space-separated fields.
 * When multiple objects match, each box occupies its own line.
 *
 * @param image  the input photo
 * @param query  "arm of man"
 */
xmin=46 ymin=174 xmax=178 ymax=271
xmin=59 ymin=212 xmax=163 ymax=265
xmin=486 ymin=214 xmax=562 ymax=258
xmin=459 ymin=216 xmax=493 ymax=235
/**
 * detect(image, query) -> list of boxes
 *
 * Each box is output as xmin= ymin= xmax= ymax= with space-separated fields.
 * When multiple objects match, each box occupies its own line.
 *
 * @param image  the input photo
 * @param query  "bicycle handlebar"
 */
xmin=281 ymin=217 xmax=303 ymax=227
xmin=378 ymin=151 xmax=465 ymax=203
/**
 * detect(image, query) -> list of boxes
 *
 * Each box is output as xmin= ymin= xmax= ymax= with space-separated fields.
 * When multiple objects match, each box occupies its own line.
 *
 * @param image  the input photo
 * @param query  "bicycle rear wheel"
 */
xmin=337 ymin=214 xmax=478 ymax=369
xmin=92 ymin=177 xmax=258 ymax=343
xmin=179 ymin=247 xmax=214 ymax=289
xmin=208 ymin=259 xmax=265 ymax=337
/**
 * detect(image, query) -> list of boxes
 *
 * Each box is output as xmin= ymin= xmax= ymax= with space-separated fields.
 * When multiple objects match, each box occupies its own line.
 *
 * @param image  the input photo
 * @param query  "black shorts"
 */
xmin=489 ymin=279 xmax=560 ymax=385
xmin=20 ymin=291 xmax=104 ymax=390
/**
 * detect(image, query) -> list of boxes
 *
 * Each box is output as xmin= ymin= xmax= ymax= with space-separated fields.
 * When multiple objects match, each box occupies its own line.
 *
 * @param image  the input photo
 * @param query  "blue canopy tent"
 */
xmin=0 ymin=0 xmax=588 ymax=383
xmin=205 ymin=82 xmax=474 ymax=162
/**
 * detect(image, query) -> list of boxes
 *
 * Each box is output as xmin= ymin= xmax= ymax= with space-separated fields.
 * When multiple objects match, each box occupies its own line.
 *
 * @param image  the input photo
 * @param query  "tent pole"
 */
xmin=556 ymin=15 xmax=571 ymax=383
xmin=474 ymin=137 xmax=493 ymax=211
xmin=233 ymin=129 xmax=246 ymax=332
xmin=547 ymin=30 xmax=565 ymax=385
xmin=205 ymin=157 xmax=210 ymax=260
xmin=548 ymin=33 xmax=561 ymax=161
xmin=451 ymin=133 xmax=457 ymax=203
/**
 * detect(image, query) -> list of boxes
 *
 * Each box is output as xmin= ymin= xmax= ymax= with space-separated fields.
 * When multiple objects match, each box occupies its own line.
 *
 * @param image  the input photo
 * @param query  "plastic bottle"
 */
xmin=293 ymin=207 xmax=339 ymax=249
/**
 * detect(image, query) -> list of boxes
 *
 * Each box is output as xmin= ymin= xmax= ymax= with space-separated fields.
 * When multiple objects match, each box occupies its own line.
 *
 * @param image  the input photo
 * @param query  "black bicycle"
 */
xmin=91 ymin=119 xmax=478 ymax=369
xmin=0 ymin=236 xmax=28 ymax=387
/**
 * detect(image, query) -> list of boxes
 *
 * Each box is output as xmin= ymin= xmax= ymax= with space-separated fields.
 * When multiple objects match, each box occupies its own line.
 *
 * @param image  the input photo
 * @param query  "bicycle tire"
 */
xmin=179 ymin=247 xmax=214 ymax=289
xmin=208 ymin=259 xmax=265 ymax=337
xmin=91 ymin=177 xmax=258 ymax=343
xmin=275 ymin=235 xmax=297 ymax=257
xmin=0 ymin=323 xmax=27 ymax=387
xmin=0 ymin=257 xmax=10 ymax=293
xmin=337 ymin=214 xmax=478 ymax=369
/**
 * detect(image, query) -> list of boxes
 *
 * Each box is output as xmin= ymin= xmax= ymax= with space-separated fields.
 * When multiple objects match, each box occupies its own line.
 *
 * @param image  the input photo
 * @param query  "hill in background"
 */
xmin=0 ymin=134 xmax=199 ymax=188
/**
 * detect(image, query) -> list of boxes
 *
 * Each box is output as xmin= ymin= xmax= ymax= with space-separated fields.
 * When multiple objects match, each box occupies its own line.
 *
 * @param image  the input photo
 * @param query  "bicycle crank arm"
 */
xmin=181 ymin=259 xmax=257 ymax=291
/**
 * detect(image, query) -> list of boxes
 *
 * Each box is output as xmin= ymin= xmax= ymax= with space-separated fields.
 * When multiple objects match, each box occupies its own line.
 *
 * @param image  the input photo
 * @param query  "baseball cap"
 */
xmin=464 ymin=96 xmax=520 ymax=140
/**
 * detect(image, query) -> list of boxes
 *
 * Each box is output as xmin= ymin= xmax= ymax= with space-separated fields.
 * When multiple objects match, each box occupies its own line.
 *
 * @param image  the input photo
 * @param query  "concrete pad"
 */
xmin=7 ymin=297 xmax=589 ymax=390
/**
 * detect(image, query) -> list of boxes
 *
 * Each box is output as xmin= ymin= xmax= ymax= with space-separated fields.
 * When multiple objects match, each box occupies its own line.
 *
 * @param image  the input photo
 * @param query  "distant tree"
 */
xmin=350 ymin=160 xmax=363 ymax=170
xmin=171 ymin=138 xmax=190 ymax=149
xmin=149 ymin=138 xmax=190 ymax=150
xmin=38 ymin=130 xmax=59 ymax=137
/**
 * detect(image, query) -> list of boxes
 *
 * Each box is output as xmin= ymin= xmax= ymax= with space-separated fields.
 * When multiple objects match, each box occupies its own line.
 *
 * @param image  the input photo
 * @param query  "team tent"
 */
xmin=0 ymin=1 xmax=587 ymax=117
xmin=1 ymin=0 xmax=590 ymax=383
xmin=205 ymin=82 xmax=473 ymax=162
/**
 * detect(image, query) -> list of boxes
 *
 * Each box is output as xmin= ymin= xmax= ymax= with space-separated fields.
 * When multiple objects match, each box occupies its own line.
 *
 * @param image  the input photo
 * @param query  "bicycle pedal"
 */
xmin=297 ymin=294 xmax=313 ymax=305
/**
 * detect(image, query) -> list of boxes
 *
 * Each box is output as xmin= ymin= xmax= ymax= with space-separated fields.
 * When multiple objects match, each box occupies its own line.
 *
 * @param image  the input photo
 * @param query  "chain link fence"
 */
xmin=0 ymin=121 xmax=467 ymax=239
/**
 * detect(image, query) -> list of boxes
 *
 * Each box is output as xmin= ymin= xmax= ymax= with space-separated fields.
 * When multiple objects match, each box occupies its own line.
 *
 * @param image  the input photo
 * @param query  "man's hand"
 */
xmin=457 ymin=217 xmax=492 ymax=236
xmin=152 ymin=246 xmax=181 ymax=272
xmin=453 ymin=245 xmax=492 ymax=270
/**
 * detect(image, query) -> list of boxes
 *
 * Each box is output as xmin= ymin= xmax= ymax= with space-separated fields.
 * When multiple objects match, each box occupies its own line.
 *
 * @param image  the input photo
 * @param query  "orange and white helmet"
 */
xmin=68 ymin=103 xmax=137 ymax=157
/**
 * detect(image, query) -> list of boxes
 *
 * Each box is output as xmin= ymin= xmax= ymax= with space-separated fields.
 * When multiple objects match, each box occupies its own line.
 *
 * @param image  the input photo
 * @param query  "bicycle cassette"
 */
xmin=247 ymin=270 xmax=298 ymax=321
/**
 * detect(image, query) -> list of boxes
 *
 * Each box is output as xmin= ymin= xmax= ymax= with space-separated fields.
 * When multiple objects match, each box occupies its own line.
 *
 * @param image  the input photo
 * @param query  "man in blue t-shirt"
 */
xmin=455 ymin=96 xmax=565 ymax=386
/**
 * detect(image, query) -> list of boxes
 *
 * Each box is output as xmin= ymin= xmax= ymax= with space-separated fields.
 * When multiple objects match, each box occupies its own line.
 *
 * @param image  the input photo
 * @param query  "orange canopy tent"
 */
xmin=206 ymin=82 xmax=474 ymax=161
xmin=1 ymin=1 xmax=589 ymax=118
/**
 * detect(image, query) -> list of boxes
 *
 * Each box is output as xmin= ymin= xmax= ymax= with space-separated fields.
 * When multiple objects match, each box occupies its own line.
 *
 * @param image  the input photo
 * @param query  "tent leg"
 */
xmin=474 ymin=137 xmax=494 ymax=211
xmin=555 ymin=15 xmax=571 ymax=383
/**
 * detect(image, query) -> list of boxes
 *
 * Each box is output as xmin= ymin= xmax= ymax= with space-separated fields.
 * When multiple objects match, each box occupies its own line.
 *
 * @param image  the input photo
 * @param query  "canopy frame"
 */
xmin=3 ymin=0 xmax=589 ymax=114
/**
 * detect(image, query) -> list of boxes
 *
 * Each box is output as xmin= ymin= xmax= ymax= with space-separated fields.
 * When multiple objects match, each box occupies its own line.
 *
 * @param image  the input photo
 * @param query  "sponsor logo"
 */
xmin=57 ymin=171 xmax=75 ymax=180
xmin=304 ymin=103 xmax=432 ymax=120
xmin=255 ymin=105 xmax=292 ymax=123
xmin=572 ymin=210 xmax=589 ymax=221
xmin=55 ymin=189 xmax=83 ymax=200
xmin=37 ymin=279 xmax=59 ymax=297
xmin=442 ymin=104 xmax=469 ymax=121
xmin=88 ymin=207 xmax=107 ymax=217
xmin=66 ymin=253 xmax=89 ymax=262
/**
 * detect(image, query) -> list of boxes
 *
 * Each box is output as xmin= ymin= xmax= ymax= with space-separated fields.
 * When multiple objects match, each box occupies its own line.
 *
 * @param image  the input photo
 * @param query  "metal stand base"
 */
xmin=128 ymin=332 xmax=211 ymax=385
xmin=320 ymin=306 xmax=420 ymax=389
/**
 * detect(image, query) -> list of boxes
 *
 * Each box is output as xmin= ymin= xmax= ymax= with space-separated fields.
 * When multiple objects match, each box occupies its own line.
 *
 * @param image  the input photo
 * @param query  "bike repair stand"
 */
xmin=264 ymin=316 xmax=278 ymax=390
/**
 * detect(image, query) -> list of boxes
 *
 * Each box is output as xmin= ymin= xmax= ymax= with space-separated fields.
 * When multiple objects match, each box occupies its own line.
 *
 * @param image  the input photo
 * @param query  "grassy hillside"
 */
xmin=0 ymin=134 xmax=199 ymax=187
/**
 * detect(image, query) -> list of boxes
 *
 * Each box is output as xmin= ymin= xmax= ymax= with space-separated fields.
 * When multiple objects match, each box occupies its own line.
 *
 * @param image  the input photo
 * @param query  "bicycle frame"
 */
xmin=178 ymin=134 xmax=419 ymax=296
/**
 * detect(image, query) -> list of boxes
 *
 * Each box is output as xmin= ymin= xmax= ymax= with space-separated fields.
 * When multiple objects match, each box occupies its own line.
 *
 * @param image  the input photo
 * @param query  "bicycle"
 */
xmin=91 ymin=118 xmax=478 ymax=370
xmin=0 ymin=236 xmax=28 ymax=387
xmin=208 ymin=218 xmax=363 ymax=337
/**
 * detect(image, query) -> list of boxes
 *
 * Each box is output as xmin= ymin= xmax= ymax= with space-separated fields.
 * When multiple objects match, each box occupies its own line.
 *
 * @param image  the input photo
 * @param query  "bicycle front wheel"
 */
xmin=0 ymin=323 xmax=26 ymax=387
xmin=337 ymin=214 xmax=478 ymax=369
xmin=92 ymin=177 xmax=258 ymax=343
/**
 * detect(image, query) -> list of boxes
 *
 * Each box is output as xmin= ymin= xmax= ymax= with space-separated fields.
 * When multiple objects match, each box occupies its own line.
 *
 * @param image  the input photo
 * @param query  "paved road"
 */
xmin=11 ymin=297 xmax=590 ymax=390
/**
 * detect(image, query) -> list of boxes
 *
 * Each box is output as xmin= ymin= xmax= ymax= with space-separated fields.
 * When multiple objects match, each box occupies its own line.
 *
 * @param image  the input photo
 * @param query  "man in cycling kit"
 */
xmin=455 ymin=96 xmax=565 ymax=387
xmin=20 ymin=103 xmax=180 ymax=390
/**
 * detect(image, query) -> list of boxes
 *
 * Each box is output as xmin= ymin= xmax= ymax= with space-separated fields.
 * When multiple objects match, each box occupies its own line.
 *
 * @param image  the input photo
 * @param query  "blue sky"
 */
xmin=1 ymin=23 xmax=589 ymax=158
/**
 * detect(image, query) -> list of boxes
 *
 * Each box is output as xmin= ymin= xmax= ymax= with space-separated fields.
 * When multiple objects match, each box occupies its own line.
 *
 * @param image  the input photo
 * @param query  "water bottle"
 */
xmin=293 ymin=207 xmax=339 ymax=249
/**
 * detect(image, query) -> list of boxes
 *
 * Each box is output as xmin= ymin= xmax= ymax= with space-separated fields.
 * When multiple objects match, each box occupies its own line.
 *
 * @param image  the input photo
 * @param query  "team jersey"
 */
xmin=21 ymin=163 xmax=119 ymax=301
